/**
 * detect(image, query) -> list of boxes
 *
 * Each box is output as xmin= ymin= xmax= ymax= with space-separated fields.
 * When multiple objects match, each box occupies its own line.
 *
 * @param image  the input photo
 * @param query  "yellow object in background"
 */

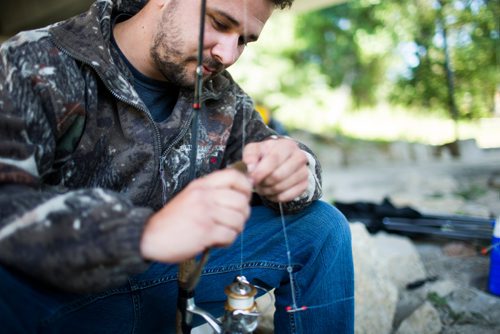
xmin=255 ymin=104 xmax=270 ymax=125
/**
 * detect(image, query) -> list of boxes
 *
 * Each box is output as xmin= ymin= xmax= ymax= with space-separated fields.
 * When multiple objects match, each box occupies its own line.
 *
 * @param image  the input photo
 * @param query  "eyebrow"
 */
xmin=210 ymin=9 xmax=259 ymax=43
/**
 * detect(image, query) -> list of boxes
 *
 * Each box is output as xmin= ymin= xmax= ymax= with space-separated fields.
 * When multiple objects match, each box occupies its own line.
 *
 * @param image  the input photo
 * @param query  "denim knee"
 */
xmin=296 ymin=200 xmax=351 ymax=247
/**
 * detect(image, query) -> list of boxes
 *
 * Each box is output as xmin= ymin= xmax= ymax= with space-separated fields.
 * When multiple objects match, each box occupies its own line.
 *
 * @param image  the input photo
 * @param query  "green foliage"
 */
xmin=291 ymin=0 xmax=499 ymax=119
xmin=427 ymin=291 xmax=449 ymax=308
xmin=229 ymin=13 xmax=342 ymax=132
xmin=231 ymin=0 xmax=499 ymax=137
xmin=293 ymin=0 xmax=398 ymax=107
xmin=390 ymin=0 xmax=500 ymax=119
xmin=454 ymin=183 xmax=487 ymax=200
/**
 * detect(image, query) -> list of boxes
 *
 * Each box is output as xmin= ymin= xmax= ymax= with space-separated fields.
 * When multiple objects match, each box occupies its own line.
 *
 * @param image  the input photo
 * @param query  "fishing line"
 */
xmin=234 ymin=0 xmax=353 ymax=319
xmin=481 ymin=241 xmax=500 ymax=255
xmin=278 ymin=202 xmax=301 ymax=312
xmin=239 ymin=0 xmax=249 ymax=279
xmin=285 ymin=296 xmax=355 ymax=313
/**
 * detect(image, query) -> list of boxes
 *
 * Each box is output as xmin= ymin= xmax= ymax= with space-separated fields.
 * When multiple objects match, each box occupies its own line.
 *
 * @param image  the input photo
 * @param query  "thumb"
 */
xmin=242 ymin=142 xmax=262 ymax=173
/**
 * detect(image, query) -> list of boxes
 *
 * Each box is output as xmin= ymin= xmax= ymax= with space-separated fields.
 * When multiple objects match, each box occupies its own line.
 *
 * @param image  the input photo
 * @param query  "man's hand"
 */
xmin=140 ymin=169 xmax=252 ymax=263
xmin=243 ymin=137 xmax=309 ymax=203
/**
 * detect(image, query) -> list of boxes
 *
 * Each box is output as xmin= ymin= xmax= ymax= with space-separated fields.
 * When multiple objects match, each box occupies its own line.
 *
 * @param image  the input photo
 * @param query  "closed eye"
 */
xmin=211 ymin=17 xmax=230 ymax=32
xmin=207 ymin=11 xmax=258 ymax=47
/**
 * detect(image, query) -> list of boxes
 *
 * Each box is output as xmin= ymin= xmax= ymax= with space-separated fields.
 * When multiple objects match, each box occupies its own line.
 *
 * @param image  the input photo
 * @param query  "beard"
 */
xmin=150 ymin=37 xmax=194 ymax=87
xmin=150 ymin=1 xmax=223 ymax=88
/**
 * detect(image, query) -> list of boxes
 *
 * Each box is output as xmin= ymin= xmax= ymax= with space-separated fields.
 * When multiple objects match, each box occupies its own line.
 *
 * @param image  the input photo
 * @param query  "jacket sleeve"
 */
xmin=0 ymin=39 xmax=151 ymax=293
xmin=224 ymin=86 xmax=322 ymax=214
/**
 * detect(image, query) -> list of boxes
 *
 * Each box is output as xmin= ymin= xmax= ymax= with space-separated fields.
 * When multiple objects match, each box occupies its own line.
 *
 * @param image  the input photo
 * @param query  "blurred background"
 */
xmin=230 ymin=0 xmax=500 ymax=149
xmin=2 ymin=1 xmax=500 ymax=333
xmin=1 ymin=0 xmax=498 ymax=148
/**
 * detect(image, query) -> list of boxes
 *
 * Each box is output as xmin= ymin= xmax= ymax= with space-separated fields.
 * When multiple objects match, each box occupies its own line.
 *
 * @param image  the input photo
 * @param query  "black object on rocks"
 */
xmin=334 ymin=197 xmax=494 ymax=240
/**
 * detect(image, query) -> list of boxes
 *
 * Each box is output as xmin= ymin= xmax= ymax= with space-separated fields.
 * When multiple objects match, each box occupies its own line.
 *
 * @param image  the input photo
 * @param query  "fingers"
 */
xmin=243 ymin=138 xmax=310 ymax=202
xmin=141 ymin=141 xmax=311 ymax=265
xmin=210 ymin=188 xmax=251 ymax=232
xmin=200 ymin=168 xmax=253 ymax=199
xmin=140 ymin=168 xmax=253 ymax=263
xmin=206 ymin=220 xmax=239 ymax=248
xmin=255 ymin=165 xmax=309 ymax=202
xmin=189 ymin=171 xmax=252 ymax=232
xmin=241 ymin=142 xmax=262 ymax=174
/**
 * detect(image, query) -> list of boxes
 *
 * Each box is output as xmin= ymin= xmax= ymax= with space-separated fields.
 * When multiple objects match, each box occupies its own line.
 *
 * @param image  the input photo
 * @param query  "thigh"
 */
xmin=194 ymin=201 xmax=354 ymax=333
xmin=1 ymin=264 xmax=144 ymax=334
xmin=192 ymin=202 xmax=337 ymax=313
xmin=1 ymin=201 xmax=348 ymax=333
xmin=0 ymin=265 xmax=45 ymax=333
xmin=204 ymin=201 xmax=344 ymax=278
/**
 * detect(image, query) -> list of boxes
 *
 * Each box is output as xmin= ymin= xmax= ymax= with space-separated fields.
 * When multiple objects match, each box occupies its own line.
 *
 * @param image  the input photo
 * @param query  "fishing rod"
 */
xmin=335 ymin=197 xmax=495 ymax=240
xmin=176 ymin=161 xmax=266 ymax=334
xmin=175 ymin=1 xmax=267 ymax=331
xmin=176 ymin=0 xmax=318 ymax=331
xmin=174 ymin=0 xmax=208 ymax=330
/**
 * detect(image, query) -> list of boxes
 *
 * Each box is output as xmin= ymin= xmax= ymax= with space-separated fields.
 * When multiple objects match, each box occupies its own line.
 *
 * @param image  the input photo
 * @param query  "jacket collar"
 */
xmin=49 ymin=0 xmax=230 ymax=105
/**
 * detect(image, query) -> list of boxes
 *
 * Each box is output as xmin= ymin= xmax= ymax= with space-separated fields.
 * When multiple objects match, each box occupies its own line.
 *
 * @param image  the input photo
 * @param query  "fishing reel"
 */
xmin=221 ymin=276 xmax=260 ymax=333
xmin=181 ymin=276 xmax=262 ymax=334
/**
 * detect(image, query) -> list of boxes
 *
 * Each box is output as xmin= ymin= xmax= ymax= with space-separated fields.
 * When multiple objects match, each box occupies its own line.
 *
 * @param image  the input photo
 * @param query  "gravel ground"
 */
xmin=319 ymin=143 xmax=500 ymax=333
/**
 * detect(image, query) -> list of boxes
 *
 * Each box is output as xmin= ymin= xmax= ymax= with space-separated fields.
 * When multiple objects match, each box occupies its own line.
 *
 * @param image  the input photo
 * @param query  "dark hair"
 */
xmin=270 ymin=0 xmax=294 ymax=9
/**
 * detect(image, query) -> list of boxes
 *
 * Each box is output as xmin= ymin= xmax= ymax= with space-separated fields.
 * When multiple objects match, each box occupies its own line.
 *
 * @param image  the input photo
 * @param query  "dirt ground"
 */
xmin=322 ymin=151 xmax=500 ymax=218
xmin=320 ymin=143 xmax=500 ymax=333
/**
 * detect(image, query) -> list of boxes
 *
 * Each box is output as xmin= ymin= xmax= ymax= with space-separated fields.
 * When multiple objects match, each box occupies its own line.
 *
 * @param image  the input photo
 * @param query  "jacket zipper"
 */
xmin=50 ymin=38 xmax=162 ymax=203
xmin=158 ymin=110 xmax=196 ymax=204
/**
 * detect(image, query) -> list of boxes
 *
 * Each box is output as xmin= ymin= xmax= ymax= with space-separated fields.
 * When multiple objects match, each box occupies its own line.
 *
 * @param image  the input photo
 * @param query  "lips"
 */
xmin=202 ymin=65 xmax=215 ymax=75
xmin=202 ymin=58 xmax=223 ymax=76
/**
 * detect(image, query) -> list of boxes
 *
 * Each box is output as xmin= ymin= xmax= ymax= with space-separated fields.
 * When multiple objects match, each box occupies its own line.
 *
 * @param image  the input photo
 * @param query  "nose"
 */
xmin=210 ymin=34 xmax=241 ymax=67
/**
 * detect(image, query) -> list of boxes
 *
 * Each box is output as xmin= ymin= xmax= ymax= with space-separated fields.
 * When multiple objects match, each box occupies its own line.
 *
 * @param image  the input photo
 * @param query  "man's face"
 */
xmin=150 ymin=0 xmax=274 ymax=87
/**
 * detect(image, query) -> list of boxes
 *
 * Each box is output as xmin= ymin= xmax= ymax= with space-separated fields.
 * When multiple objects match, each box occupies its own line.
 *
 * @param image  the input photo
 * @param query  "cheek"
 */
xmin=202 ymin=23 xmax=218 ymax=48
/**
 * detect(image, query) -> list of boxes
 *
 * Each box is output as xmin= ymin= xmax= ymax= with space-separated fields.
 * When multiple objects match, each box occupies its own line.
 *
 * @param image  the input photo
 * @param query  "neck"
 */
xmin=113 ymin=5 xmax=164 ymax=81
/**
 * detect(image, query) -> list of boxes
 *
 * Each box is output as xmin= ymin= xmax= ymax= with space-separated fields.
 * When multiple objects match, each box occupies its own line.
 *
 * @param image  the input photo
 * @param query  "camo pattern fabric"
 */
xmin=0 ymin=0 xmax=322 ymax=293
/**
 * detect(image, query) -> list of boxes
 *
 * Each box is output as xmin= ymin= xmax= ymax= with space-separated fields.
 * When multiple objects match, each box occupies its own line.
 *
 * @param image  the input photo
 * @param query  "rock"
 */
xmin=293 ymin=130 xmax=500 ymax=333
xmin=389 ymin=141 xmax=414 ymax=163
xmin=445 ymin=287 xmax=500 ymax=327
xmin=393 ymin=289 xmax=428 ymax=330
xmin=488 ymin=172 xmax=500 ymax=189
xmin=442 ymin=242 xmax=477 ymax=257
xmin=424 ymin=280 xmax=458 ymax=298
xmin=411 ymin=143 xmax=435 ymax=163
xmin=393 ymin=279 xmax=457 ymax=329
xmin=350 ymin=223 xmax=398 ymax=334
xmin=255 ymin=294 xmax=275 ymax=334
xmin=395 ymin=301 xmax=442 ymax=334
xmin=372 ymin=232 xmax=427 ymax=289
xmin=458 ymin=139 xmax=484 ymax=162
xmin=443 ymin=324 xmax=500 ymax=334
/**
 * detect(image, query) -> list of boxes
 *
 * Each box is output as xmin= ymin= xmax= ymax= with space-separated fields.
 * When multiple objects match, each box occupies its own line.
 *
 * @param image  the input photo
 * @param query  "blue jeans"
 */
xmin=0 ymin=201 xmax=354 ymax=333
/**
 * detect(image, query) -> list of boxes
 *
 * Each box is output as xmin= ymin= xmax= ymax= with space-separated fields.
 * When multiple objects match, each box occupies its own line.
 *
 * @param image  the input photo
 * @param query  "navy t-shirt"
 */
xmin=111 ymin=30 xmax=179 ymax=123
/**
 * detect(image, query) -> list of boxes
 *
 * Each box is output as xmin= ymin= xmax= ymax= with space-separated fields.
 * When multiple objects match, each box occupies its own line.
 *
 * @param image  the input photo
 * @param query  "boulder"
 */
xmin=350 ymin=223 xmax=398 ymax=334
xmin=445 ymin=287 xmax=500 ymax=328
xmin=395 ymin=301 xmax=442 ymax=334
xmin=372 ymin=232 xmax=427 ymax=289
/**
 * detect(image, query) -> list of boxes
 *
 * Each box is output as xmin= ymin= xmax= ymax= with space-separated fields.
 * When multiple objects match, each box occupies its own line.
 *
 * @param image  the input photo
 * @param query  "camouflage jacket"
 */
xmin=0 ymin=0 xmax=322 ymax=293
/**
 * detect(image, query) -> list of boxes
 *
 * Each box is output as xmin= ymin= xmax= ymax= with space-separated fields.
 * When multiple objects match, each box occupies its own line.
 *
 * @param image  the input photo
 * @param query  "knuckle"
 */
xmin=301 ymin=167 xmax=309 ymax=178
xmin=266 ymin=174 xmax=279 ymax=186
xmin=225 ymin=229 xmax=238 ymax=243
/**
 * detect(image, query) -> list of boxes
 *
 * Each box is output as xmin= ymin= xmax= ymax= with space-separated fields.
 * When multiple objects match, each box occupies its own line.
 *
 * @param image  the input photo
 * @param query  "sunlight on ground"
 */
xmin=334 ymin=106 xmax=500 ymax=148
xmin=277 ymin=102 xmax=500 ymax=148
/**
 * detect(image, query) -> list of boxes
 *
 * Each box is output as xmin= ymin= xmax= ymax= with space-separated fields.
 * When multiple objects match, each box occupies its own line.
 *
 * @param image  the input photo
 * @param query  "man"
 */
xmin=0 ymin=0 xmax=354 ymax=333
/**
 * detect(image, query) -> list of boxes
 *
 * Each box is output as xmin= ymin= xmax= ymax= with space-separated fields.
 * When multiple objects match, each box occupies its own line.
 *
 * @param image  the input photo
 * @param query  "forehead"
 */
xmin=207 ymin=0 xmax=274 ymax=33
